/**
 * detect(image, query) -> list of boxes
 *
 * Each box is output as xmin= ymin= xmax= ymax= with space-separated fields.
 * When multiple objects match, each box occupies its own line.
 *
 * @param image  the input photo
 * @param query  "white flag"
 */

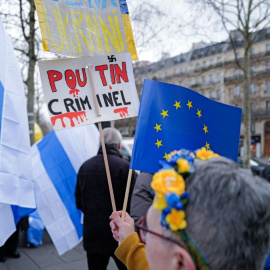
xmin=31 ymin=124 xmax=99 ymax=255
xmin=0 ymin=18 xmax=36 ymax=246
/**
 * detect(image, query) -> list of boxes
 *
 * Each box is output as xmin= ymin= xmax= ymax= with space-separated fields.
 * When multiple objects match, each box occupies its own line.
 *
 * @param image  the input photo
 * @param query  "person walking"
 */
xmin=75 ymin=127 xmax=137 ymax=270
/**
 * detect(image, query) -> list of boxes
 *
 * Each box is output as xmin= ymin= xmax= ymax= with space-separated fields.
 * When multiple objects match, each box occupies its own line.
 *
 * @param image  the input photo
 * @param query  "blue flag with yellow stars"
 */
xmin=130 ymin=80 xmax=242 ymax=174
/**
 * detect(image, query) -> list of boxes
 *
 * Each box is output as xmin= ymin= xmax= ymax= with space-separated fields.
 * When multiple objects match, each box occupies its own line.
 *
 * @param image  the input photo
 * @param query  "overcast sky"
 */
xmin=128 ymin=0 xmax=228 ymax=62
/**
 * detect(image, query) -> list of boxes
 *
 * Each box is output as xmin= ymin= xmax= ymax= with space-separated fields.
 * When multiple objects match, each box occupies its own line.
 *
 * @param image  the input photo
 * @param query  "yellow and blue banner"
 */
xmin=34 ymin=0 xmax=138 ymax=60
xmin=130 ymin=80 xmax=242 ymax=173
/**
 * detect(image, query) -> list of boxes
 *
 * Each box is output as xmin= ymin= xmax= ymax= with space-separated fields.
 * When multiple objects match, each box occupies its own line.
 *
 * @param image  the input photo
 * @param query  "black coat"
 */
xmin=75 ymin=146 xmax=137 ymax=254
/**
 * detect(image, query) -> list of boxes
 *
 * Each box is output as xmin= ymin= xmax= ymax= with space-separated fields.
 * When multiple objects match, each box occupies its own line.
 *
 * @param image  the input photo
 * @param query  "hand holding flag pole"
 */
xmin=87 ymin=66 xmax=116 ymax=212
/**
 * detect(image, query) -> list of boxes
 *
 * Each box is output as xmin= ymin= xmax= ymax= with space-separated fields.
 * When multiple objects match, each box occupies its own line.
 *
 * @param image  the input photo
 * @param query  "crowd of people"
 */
xmin=2 ymin=127 xmax=270 ymax=270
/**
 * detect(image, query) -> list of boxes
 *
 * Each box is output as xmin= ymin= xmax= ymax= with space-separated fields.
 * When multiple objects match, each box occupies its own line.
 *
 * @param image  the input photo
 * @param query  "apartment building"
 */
xmin=116 ymin=29 xmax=270 ymax=157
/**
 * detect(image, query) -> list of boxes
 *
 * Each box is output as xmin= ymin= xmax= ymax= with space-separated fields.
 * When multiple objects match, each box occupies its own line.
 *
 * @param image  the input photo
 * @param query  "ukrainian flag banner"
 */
xmin=130 ymin=80 xmax=242 ymax=174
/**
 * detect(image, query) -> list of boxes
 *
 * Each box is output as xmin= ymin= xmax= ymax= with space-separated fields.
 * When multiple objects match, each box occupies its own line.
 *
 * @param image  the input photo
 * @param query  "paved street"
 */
xmin=0 ymin=242 xmax=118 ymax=270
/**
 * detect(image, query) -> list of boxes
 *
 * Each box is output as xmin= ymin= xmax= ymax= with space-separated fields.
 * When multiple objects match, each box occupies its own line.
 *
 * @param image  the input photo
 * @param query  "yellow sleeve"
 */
xmin=115 ymin=232 xmax=150 ymax=270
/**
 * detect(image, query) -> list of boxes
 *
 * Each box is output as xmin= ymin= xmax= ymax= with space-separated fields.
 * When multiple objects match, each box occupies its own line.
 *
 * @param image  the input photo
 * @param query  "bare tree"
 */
xmin=189 ymin=0 xmax=270 ymax=168
xmin=128 ymin=0 xmax=183 ymax=60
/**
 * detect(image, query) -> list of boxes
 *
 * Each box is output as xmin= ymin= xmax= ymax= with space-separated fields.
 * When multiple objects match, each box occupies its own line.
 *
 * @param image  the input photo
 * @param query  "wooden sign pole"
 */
xmin=122 ymin=169 xmax=133 ymax=220
xmin=87 ymin=66 xmax=116 ymax=212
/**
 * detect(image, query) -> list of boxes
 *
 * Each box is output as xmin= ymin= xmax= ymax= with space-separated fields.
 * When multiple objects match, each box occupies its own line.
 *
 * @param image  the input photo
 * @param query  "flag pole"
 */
xmin=122 ymin=169 xmax=133 ymax=220
xmin=87 ymin=66 xmax=116 ymax=212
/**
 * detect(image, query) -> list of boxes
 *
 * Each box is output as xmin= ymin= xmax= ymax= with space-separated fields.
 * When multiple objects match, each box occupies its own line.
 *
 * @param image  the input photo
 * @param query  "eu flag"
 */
xmin=130 ymin=80 xmax=242 ymax=173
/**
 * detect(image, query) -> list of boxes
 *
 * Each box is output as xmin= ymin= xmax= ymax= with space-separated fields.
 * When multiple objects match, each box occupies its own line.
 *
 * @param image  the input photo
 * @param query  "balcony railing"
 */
xmin=190 ymin=83 xmax=201 ymax=88
xmin=224 ymin=75 xmax=244 ymax=83
xmin=252 ymin=109 xmax=270 ymax=118
xmin=225 ymin=69 xmax=270 ymax=84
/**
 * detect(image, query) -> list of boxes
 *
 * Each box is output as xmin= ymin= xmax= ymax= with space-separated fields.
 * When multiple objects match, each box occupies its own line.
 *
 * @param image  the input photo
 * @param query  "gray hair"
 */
xmin=102 ymin=127 xmax=122 ymax=148
xmin=167 ymin=157 xmax=270 ymax=270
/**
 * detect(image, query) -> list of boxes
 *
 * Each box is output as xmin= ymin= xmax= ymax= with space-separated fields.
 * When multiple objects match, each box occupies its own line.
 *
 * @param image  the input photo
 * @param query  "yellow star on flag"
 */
xmin=203 ymin=125 xmax=208 ymax=134
xmin=154 ymin=124 xmax=162 ymax=132
xmin=196 ymin=109 xmax=202 ymax=118
xmin=155 ymin=139 xmax=163 ymax=148
xmin=205 ymin=142 xmax=210 ymax=150
xmin=187 ymin=100 xmax=193 ymax=109
xmin=160 ymin=110 xmax=169 ymax=118
xmin=163 ymin=152 xmax=169 ymax=160
xmin=173 ymin=101 xmax=181 ymax=110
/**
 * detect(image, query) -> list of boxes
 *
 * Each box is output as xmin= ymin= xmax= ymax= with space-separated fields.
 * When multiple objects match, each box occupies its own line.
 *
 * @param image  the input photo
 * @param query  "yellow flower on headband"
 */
xmin=177 ymin=159 xmax=190 ymax=173
xmin=153 ymin=194 xmax=167 ymax=210
xmin=196 ymin=147 xmax=220 ymax=160
xmin=166 ymin=209 xmax=187 ymax=231
xmin=151 ymin=169 xmax=185 ymax=196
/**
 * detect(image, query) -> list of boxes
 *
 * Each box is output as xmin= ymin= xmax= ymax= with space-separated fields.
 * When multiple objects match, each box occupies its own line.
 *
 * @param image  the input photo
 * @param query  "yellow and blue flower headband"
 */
xmin=151 ymin=147 xmax=220 ymax=270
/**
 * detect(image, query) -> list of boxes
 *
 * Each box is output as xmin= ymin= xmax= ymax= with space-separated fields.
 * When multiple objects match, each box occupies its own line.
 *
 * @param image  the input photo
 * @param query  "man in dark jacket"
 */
xmin=75 ymin=127 xmax=136 ymax=270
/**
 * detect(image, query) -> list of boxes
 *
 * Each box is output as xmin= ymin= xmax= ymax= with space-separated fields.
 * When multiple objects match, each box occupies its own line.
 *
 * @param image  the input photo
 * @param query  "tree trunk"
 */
xmin=243 ymin=37 xmax=251 ymax=168
xmin=26 ymin=0 xmax=36 ymax=145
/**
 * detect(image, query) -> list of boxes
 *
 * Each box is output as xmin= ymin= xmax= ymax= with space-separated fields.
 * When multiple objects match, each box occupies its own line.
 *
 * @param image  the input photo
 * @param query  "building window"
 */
xmin=210 ymin=90 xmax=215 ymax=99
xmin=217 ymin=57 xmax=222 ymax=65
xmin=195 ymin=63 xmax=200 ymax=72
xmin=267 ymin=101 xmax=270 ymax=115
xmin=209 ymin=59 xmax=214 ymax=67
xmin=250 ymin=103 xmax=255 ymax=115
xmin=216 ymin=73 xmax=221 ymax=84
xmin=234 ymin=86 xmax=240 ymax=97
xmin=180 ymin=68 xmax=184 ymax=75
xmin=235 ymin=69 xmax=240 ymax=78
xmin=250 ymin=84 xmax=255 ymax=96
xmin=250 ymin=66 xmax=255 ymax=76
xmin=266 ymin=44 xmax=270 ymax=54
xmin=217 ymin=89 xmax=221 ymax=100
xmin=266 ymin=81 xmax=270 ymax=93
xmin=209 ymin=74 xmax=214 ymax=84
xmin=202 ymin=76 xmax=206 ymax=86
xmin=189 ymin=79 xmax=193 ymax=87
xmin=266 ymin=61 xmax=270 ymax=70
xmin=236 ymin=52 xmax=240 ymax=59
xmin=251 ymin=48 xmax=255 ymax=56
xmin=196 ymin=77 xmax=200 ymax=85
xmin=203 ymin=61 xmax=207 ymax=69
xmin=190 ymin=65 xmax=194 ymax=74
xmin=251 ymin=122 xmax=255 ymax=134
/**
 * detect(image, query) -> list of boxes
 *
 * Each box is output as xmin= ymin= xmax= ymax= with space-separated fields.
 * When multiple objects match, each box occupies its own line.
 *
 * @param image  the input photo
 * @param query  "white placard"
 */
xmin=39 ymin=53 xmax=139 ymax=130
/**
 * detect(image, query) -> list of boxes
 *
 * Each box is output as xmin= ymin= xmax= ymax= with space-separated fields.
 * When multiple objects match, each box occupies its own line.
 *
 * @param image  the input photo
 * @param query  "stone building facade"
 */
xmin=115 ymin=30 xmax=270 ymax=157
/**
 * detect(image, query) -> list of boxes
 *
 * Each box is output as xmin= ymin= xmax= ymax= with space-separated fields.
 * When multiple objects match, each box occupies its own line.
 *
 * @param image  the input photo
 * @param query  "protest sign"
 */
xmin=34 ymin=0 xmax=138 ymax=60
xmin=38 ymin=53 xmax=139 ymax=131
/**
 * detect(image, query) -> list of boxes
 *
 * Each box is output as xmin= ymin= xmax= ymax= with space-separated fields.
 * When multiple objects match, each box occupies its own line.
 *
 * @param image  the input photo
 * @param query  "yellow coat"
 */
xmin=115 ymin=232 xmax=150 ymax=270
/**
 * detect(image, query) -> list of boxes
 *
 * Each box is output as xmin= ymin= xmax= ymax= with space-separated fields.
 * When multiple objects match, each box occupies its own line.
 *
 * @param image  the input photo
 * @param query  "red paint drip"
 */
xmin=109 ymin=85 xmax=112 ymax=90
xmin=113 ymin=107 xmax=129 ymax=118
xmin=69 ymin=88 xmax=80 ymax=98
xmin=51 ymin=111 xmax=87 ymax=128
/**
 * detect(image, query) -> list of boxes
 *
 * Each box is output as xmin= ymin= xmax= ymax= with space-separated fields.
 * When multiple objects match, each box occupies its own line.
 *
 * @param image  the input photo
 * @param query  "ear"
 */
xmin=171 ymin=246 xmax=196 ymax=270
xmin=117 ymin=142 xmax=121 ymax=151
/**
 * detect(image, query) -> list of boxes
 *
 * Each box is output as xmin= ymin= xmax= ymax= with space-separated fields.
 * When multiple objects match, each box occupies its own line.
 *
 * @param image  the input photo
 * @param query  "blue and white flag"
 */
xmin=0 ymin=18 xmax=36 ymax=245
xmin=31 ymin=124 xmax=99 ymax=255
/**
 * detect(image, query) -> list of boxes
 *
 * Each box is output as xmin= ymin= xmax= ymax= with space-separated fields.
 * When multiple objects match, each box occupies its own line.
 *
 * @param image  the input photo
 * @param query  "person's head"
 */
xmin=260 ymin=165 xmax=270 ymax=183
xmin=144 ymin=152 xmax=270 ymax=270
xmin=102 ymin=127 xmax=122 ymax=151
